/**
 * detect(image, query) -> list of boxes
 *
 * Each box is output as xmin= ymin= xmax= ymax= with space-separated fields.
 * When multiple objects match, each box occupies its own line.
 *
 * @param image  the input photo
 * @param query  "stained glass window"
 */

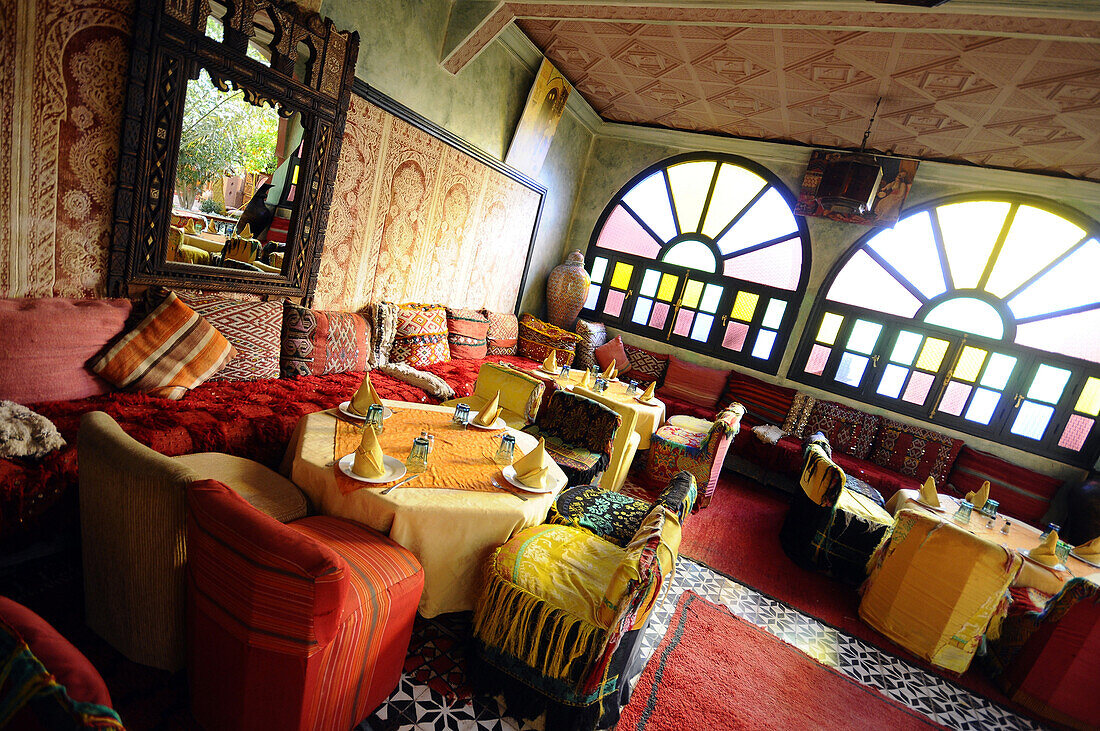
xmin=582 ymin=153 xmax=810 ymax=374
xmin=794 ymin=195 xmax=1100 ymax=466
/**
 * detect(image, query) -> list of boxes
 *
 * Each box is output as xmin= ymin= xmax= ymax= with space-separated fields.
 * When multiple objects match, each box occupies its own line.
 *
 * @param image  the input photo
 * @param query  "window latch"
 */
xmin=1013 ymin=394 xmax=1025 ymax=408
xmin=871 ymin=354 xmax=880 ymax=368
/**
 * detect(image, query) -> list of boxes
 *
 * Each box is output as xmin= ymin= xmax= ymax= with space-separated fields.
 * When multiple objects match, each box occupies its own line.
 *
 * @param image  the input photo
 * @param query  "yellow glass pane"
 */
xmin=731 ymin=291 xmax=759 ymax=322
xmin=657 ymin=273 xmax=679 ymax=302
xmin=953 ymin=346 xmax=987 ymax=383
xmin=816 ymin=312 xmax=844 ymax=345
xmin=915 ymin=337 xmax=949 ymax=372
xmin=1076 ymin=377 xmax=1100 ymax=417
xmin=682 ymin=279 xmax=704 ymax=309
xmin=610 ymin=262 xmax=634 ymax=290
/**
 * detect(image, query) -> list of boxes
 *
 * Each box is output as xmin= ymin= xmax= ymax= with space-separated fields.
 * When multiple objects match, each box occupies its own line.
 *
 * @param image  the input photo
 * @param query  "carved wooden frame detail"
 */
xmin=108 ymin=0 xmax=359 ymax=301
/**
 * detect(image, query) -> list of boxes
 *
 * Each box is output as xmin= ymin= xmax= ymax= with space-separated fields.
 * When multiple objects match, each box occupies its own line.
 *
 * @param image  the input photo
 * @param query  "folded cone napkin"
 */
xmin=184 ymin=218 xmax=198 ymax=234
xmin=543 ymin=350 xmax=557 ymax=373
xmin=965 ymin=480 xmax=991 ymax=509
xmin=350 ymin=372 xmax=383 ymax=416
xmin=640 ymin=381 xmax=656 ymax=402
xmin=601 ymin=359 xmax=617 ymax=380
xmin=1029 ymin=530 xmax=1061 ymax=567
xmin=918 ymin=477 xmax=940 ymax=508
xmin=240 ymin=223 xmax=253 ymax=239
xmin=513 ymin=437 xmax=553 ymax=489
xmin=579 ymin=370 xmax=593 ymax=388
xmin=1074 ymin=535 xmax=1100 ymax=562
xmin=352 ymin=425 xmax=386 ymax=478
xmin=475 ymin=391 xmax=502 ymax=427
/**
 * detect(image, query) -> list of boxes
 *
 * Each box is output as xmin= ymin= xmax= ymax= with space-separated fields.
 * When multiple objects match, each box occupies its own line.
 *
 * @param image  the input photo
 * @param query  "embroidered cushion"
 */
xmin=803 ymin=400 xmax=882 ymax=460
xmin=659 ymin=355 xmax=728 ymax=409
xmin=446 ymin=308 xmax=489 ymax=359
xmin=518 ymin=314 xmax=582 ymax=366
xmin=869 ymin=418 xmax=964 ymax=488
xmin=90 ymin=292 xmax=236 ymax=400
xmin=573 ymin=319 xmax=608 ymax=370
xmin=782 ymin=392 xmax=817 ymax=437
xmin=391 ymin=303 xmax=450 ymax=368
xmin=485 ymin=311 xmax=519 ymax=356
xmin=550 ymin=485 xmax=654 ymax=548
xmin=177 ymin=292 xmax=282 ymax=381
xmin=622 ymin=344 xmax=669 ymax=385
xmin=280 ymin=301 xmax=370 ymax=378
xmin=594 ymin=336 xmax=631 ymax=373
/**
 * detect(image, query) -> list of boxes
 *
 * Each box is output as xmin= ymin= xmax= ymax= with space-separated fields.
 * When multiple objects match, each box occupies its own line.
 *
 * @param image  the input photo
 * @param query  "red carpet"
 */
xmin=654 ymin=471 xmax=1024 ymax=710
xmin=618 ymin=591 xmax=943 ymax=731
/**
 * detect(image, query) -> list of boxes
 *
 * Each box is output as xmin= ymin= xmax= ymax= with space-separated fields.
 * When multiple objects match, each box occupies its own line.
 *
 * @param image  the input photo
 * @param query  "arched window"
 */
xmin=581 ymin=153 xmax=810 ymax=374
xmin=791 ymin=194 xmax=1100 ymax=466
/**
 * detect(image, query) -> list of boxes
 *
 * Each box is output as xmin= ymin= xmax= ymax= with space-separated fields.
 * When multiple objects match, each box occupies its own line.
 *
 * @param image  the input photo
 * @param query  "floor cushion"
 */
xmin=178 ymin=292 xmax=283 ymax=381
xmin=280 ymin=300 xmax=370 ymax=378
xmin=446 ymin=308 xmax=489 ymax=359
xmin=392 ymin=303 xmax=450 ymax=368
xmin=485 ymin=311 xmax=519 ymax=356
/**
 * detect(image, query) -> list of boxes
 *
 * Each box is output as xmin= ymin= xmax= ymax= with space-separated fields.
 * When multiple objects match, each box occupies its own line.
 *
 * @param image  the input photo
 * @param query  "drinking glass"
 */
xmin=365 ymin=404 xmax=385 ymax=434
xmin=494 ymin=434 xmax=516 ymax=465
xmin=560 ymin=365 xmax=571 ymax=381
xmin=1055 ymin=540 xmax=1071 ymax=564
xmin=980 ymin=498 xmax=999 ymax=519
xmin=406 ymin=437 xmax=430 ymax=473
xmin=453 ymin=403 xmax=471 ymax=426
xmin=952 ymin=499 xmax=974 ymax=525
xmin=627 ymin=379 xmax=639 ymax=396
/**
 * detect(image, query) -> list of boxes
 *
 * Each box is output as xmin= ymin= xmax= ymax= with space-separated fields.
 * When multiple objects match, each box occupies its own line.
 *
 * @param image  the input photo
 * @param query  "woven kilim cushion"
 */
xmin=869 ymin=418 xmax=963 ymax=488
xmin=622 ymin=344 xmax=668 ymax=384
xmin=177 ymin=292 xmax=281 ymax=381
xmin=446 ymin=308 xmax=489 ymax=359
xmin=518 ymin=314 xmax=581 ymax=366
xmin=280 ymin=301 xmax=370 ymax=378
xmin=573 ymin=319 xmax=608 ymax=370
xmin=485 ymin=311 xmax=518 ymax=356
xmin=803 ymin=400 xmax=881 ymax=460
xmin=391 ymin=303 xmax=450 ymax=368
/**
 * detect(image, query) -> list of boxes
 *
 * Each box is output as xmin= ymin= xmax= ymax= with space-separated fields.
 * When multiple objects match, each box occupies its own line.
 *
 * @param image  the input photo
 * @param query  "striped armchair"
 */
xmin=187 ymin=479 xmax=424 ymax=731
xmin=644 ymin=404 xmax=746 ymax=508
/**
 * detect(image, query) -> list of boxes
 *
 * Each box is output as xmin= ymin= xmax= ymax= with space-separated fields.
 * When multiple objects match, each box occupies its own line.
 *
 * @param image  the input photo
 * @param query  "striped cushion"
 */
xmin=446 ymin=308 xmax=489 ymax=359
xmin=266 ymin=214 xmax=291 ymax=245
xmin=659 ymin=355 xmax=728 ymax=409
xmin=90 ymin=292 xmax=236 ymax=400
xmin=947 ymin=446 xmax=1063 ymax=525
xmin=720 ymin=370 xmax=797 ymax=427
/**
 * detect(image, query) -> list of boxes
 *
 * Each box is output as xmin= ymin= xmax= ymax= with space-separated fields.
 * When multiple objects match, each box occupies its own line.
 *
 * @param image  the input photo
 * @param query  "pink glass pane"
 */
xmin=595 ymin=205 xmax=663 ymax=258
xmin=826 ymin=250 xmax=922 ymax=318
xmin=805 ymin=344 xmax=831 ymax=376
xmin=902 ymin=371 xmax=935 ymax=405
xmin=1058 ymin=414 xmax=1094 ymax=451
xmin=722 ymin=322 xmax=750 ymax=351
xmin=723 ymin=237 xmax=802 ymax=291
xmin=1015 ymin=308 xmax=1100 ymax=365
xmin=604 ymin=289 xmax=625 ymax=317
xmin=649 ymin=302 xmax=670 ymax=329
xmin=673 ymin=308 xmax=693 ymax=336
xmin=939 ymin=381 xmax=972 ymax=416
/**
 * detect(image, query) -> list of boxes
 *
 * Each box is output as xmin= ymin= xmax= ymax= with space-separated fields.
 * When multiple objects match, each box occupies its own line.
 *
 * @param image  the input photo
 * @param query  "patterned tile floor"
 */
xmin=357 ymin=558 xmax=1046 ymax=731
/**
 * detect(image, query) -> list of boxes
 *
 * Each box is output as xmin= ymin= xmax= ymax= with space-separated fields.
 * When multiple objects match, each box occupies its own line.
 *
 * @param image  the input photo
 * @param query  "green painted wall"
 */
xmin=319 ymin=0 xmax=594 ymax=313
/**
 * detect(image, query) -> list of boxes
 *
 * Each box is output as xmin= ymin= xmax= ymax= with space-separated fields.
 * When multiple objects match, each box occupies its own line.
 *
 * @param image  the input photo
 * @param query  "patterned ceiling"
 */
xmin=507 ymin=5 xmax=1100 ymax=181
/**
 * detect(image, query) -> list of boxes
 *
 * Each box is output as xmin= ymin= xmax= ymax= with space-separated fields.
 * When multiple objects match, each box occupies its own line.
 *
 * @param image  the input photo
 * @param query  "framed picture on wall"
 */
xmin=505 ymin=58 xmax=572 ymax=178
xmin=795 ymin=150 xmax=919 ymax=227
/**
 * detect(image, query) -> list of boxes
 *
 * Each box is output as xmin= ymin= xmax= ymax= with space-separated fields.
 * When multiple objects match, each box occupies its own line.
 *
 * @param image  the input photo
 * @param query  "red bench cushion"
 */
xmin=719 ymin=370 xmax=796 ymax=428
xmin=947 ymin=446 xmax=1063 ymax=525
xmin=660 ymin=355 xmax=727 ymax=410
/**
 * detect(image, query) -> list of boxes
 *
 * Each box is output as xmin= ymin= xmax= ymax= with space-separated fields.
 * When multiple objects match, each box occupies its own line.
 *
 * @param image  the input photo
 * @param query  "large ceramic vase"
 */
xmin=546 ymin=250 xmax=591 ymax=330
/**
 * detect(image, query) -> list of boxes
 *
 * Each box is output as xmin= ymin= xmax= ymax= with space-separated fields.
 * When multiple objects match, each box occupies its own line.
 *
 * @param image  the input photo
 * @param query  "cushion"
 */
xmin=659 ymin=355 xmax=728 ymax=409
xmin=622 ymin=343 xmax=669 ymax=385
xmin=550 ymin=485 xmax=654 ymax=548
xmin=90 ymin=291 xmax=237 ymax=400
xmin=173 ymin=452 xmax=308 ymax=523
xmin=0 ymin=297 xmax=132 ymax=405
xmin=947 ymin=446 xmax=1063 ymax=525
xmin=176 ymin=292 xmax=282 ymax=381
xmin=573 ymin=319 xmax=608 ymax=370
xmin=803 ymin=400 xmax=882 ymax=460
xmin=869 ymin=418 xmax=964 ymax=488
xmin=594 ymin=335 xmax=631 ymax=373
xmin=280 ymin=301 xmax=370 ymax=378
xmin=719 ymin=370 xmax=797 ymax=428
xmin=782 ymin=392 xmax=817 ymax=436
xmin=485 ymin=311 xmax=518 ymax=356
xmin=391 ymin=302 xmax=450 ymax=368
xmin=371 ymin=302 xmax=400 ymax=367
xmin=0 ymin=401 xmax=65 ymax=459
xmin=518 ymin=314 xmax=581 ymax=366
xmin=599 ymin=507 xmax=680 ymax=628
xmin=446 ymin=308 xmax=489 ymax=359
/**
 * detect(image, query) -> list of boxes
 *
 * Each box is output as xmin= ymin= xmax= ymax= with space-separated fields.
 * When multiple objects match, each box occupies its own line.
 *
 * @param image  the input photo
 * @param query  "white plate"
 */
xmin=536 ymin=367 xmax=561 ymax=377
xmin=914 ymin=499 xmax=947 ymax=513
xmin=634 ymin=395 xmax=660 ymax=406
xmin=338 ymin=401 xmax=393 ymax=420
xmin=1022 ymin=551 xmax=1067 ymax=572
xmin=501 ymin=465 xmax=555 ymax=494
xmin=337 ymin=453 xmax=406 ymax=484
xmin=1069 ymin=549 xmax=1100 ymax=568
xmin=468 ymin=413 xmax=507 ymax=430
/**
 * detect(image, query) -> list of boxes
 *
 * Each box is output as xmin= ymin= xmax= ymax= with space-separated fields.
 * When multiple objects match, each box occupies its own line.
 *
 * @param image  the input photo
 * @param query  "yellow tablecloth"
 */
xmin=886 ymin=490 xmax=1091 ymax=595
xmin=528 ymin=367 xmax=666 ymax=449
xmin=282 ymin=400 xmax=567 ymax=617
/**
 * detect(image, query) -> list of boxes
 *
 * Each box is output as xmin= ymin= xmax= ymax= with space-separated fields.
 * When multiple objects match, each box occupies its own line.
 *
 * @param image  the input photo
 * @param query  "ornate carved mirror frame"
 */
xmin=108 ymin=0 xmax=359 ymax=301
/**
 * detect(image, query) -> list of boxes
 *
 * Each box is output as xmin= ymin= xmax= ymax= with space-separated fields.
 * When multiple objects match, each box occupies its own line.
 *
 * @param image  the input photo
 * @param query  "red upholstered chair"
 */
xmin=186 ymin=479 xmax=424 ymax=731
xmin=644 ymin=404 xmax=746 ymax=508
xmin=986 ymin=578 xmax=1100 ymax=730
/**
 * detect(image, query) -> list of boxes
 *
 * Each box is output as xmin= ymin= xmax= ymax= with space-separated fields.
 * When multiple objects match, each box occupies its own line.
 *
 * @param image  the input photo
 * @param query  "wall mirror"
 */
xmin=109 ymin=0 xmax=359 ymax=301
